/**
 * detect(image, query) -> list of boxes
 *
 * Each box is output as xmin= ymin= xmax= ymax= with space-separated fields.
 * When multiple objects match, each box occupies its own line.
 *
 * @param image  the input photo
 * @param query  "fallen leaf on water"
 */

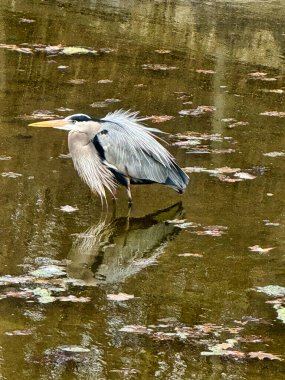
xmin=255 ymin=285 xmax=285 ymax=297
xmin=234 ymin=172 xmax=256 ymax=180
xmin=260 ymin=89 xmax=284 ymax=94
xmin=0 ymin=155 xmax=12 ymax=160
xmin=59 ymin=345 xmax=90 ymax=353
xmin=57 ymin=295 xmax=90 ymax=303
xmin=62 ymin=47 xmax=97 ymax=55
xmin=263 ymin=151 xmax=285 ymax=157
xmin=260 ymin=111 xmax=285 ymax=117
xmin=221 ymin=118 xmax=236 ymax=123
xmin=119 ymin=325 xmax=150 ymax=334
xmin=249 ymin=245 xmax=275 ymax=254
xmin=60 ymin=205 xmax=79 ymax=213
xmin=98 ymin=79 xmax=113 ymax=84
xmin=154 ymin=49 xmax=171 ymax=54
xmin=66 ymin=79 xmax=86 ymax=85
xmin=149 ymin=115 xmax=174 ymax=123
xmin=142 ymin=63 xmax=177 ymax=71
xmin=107 ymin=293 xmax=135 ymax=301
xmin=5 ymin=330 xmax=33 ymax=336
xmin=56 ymin=107 xmax=74 ymax=112
xmin=179 ymin=105 xmax=216 ymax=116
xmin=30 ymin=265 xmax=66 ymax=279
xmin=178 ymin=253 xmax=203 ymax=257
xmin=227 ymin=121 xmax=249 ymax=129
xmin=248 ymin=351 xmax=282 ymax=361
xmin=196 ymin=69 xmax=216 ymax=74
xmin=19 ymin=18 xmax=35 ymax=23
xmin=17 ymin=110 xmax=61 ymax=120
xmin=33 ymin=288 xmax=56 ymax=304
xmin=248 ymin=72 xmax=267 ymax=78
xmin=1 ymin=172 xmax=22 ymax=178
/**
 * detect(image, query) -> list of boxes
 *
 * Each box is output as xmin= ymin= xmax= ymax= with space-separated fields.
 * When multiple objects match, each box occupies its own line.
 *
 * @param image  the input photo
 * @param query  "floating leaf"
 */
xmin=5 ymin=330 xmax=33 ymax=336
xmin=263 ymin=151 xmax=285 ymax=157
xmin=142 ymin=63 xmax=177 ymax=71
xmin=119 ymin=325 xmax=150 ymax=334
xmin=178 ymin=253 xmax=203 ymax=257
xmin=60 ymin=205 xmax=79 ymax=213
xmin=19 ymin=18 xmax=35 ymax=23
xmin=1 ymin=172 xmax=22 ymax=178
xmin=260 ymin=111 xmax=285 ymax=117
xmin=57 ymin=295 xmax=90 ymax=303
xmin=62 ymin=47 xmax=97 ymax=55
xmin=58 ymin=345 xmax=90 ymax=353
xmin=196 ymin=69 xmax=216 ymax=74
xmin=149 ymin=115 xmax=174 ymax=123
xmin=249 ymin=246 xmax=275 ymax=254
xmin=179 ymin=105 xmax=216 ymax=116
xmin=154 ymin=49 xmax=171 ymax=54
xmin=234 ymin=172 xmax=256 ymax=180
xmin=248 ymin=351 xmax=282 ymax=361
xmin=33 ymin=288 xmax=56 ymax=304
xmin=66 ymin=79 xmax=86 ymax=85
xmin=30 ymin=265 xmax=66 ymax=279
xmin=255 ymin=285 xmax=285 ymax=297
xmin=98 ymin=79 xmax=113 ymax=84
xmin=0 ymin=155 xmax=12 ymax=160
xmin=227 ymin=121 xmax=249 ymax=129
xmin=107 ymin=293 xmax=135 ymax=301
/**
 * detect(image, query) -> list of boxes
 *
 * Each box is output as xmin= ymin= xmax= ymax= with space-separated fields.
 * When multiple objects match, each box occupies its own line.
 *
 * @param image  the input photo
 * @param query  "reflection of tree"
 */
xmin=67 ymin=202 xmax=184 ymax=285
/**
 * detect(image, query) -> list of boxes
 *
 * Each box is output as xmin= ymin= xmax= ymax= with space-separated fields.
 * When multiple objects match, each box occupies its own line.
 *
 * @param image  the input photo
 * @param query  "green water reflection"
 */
xmin=0 ymin=0 xmax=284 ymax=379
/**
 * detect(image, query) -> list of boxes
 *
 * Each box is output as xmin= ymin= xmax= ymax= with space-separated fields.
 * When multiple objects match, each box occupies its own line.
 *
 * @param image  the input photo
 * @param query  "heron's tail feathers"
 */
xmin=165 ymin=163 xmax=189 ymax=193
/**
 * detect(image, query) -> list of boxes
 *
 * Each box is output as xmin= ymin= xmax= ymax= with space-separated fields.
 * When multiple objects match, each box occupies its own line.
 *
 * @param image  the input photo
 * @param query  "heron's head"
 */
xmin=29 ymin=113 xmax=102 ymax=137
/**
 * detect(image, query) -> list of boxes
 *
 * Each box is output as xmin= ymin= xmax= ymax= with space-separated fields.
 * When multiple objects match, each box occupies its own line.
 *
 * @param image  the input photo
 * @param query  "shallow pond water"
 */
xmin=0 ymin=0 xmax=285 ymax=379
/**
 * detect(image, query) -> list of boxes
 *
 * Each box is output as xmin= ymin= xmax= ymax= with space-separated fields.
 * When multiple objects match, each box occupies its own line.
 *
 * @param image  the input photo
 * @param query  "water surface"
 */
xmin=0 ymin=0 xmax=285 ymax=379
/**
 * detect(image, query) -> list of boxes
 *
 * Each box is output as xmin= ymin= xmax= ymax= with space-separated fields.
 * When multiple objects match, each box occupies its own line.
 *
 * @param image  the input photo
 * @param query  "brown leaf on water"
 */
xmin=119 ymin=325 xmax=150 ymax=334
xmin=149 ymin=115 xmax=175 ymax=123
xmin=227 ymin=121 xmax=249 ymax=129
xmin=179 ymin=105 xmax=216 ymax=116
xmin=248 ymin=72 xmax=267 ymax=78
xmin=57 ymin=295 xmax=90 ymax=303
xmin=260 ymin=111 xmax=285 ymax=117
xmin=248 ymin=351 xmax=283 ymax=361
xmin=196 ymin=69 xmax=216 ymax=74
xmin=248 ymin=245 xmax=275 ymax=254
xmin=5 ymin=330 xmax=33 ymax=336
xmin=107 ymin=293 xmax=135 ymax=301
xmin=178 ymin=253 xmax=203 ymax=258
xmin=142 ymin=63 xmax=177 ymax=71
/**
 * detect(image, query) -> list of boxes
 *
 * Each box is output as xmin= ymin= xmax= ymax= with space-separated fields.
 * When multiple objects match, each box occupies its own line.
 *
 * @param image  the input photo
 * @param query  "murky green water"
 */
xmin=0 ymin=0 xmax=285 ymax=378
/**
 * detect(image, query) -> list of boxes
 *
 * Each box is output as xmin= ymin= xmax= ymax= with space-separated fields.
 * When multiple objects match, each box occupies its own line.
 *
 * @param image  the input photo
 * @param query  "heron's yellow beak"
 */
xmin=28 ymin=119 xmax=69 ymax=128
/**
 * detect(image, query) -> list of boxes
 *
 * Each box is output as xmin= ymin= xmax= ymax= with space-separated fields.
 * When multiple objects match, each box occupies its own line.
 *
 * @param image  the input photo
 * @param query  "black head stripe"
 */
xmin=66 ymin=114 xmax=92 ymax=122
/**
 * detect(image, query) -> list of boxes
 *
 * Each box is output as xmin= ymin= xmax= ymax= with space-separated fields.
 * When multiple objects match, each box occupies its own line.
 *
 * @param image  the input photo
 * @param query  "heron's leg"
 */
xmin=126 ymin=178 xmax=132 ymax=205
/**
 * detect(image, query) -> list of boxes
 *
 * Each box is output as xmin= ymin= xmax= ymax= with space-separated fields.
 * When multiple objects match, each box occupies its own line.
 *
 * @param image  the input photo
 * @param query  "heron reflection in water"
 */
xmin=29 ymin=110 xmax=189 ymax=205
xmin=67 ymin=202 xmax=184 ymax=285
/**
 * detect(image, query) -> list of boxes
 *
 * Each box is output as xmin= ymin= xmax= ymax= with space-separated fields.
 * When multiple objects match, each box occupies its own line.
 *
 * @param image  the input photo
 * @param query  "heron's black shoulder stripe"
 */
xmin=93 ymin=135 xmax=106 ymax=160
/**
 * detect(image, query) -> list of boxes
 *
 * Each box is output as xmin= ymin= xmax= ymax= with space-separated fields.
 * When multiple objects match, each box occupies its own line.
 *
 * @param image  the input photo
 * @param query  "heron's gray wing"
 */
xmin=96 ymin=111 xmax=178 ymax=185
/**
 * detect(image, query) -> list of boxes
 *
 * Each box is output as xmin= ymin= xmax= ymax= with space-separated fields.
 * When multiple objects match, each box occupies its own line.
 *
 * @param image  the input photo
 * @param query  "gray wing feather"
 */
xmin=97 ymin=110 xmax=188 ymax=189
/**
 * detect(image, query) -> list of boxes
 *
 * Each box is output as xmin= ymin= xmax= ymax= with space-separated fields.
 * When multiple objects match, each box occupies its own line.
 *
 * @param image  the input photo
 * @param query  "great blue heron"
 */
xmin=29 ymin=110 xmax=189 ymax=204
